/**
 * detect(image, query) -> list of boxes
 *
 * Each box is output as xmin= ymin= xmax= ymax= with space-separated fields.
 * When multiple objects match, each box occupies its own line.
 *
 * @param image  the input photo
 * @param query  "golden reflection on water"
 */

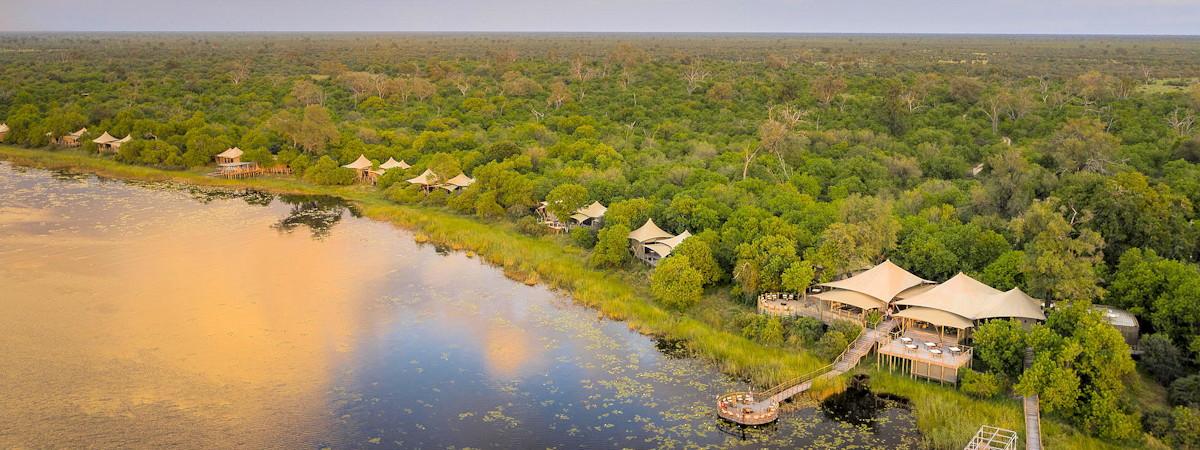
xmin=0 ymin=172 xmax=399 ymax=448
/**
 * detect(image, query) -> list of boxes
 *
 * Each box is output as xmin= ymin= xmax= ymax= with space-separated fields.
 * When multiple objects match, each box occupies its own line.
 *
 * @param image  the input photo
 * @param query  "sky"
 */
xmin=1 ymin=0 xmax=1198 ymax=35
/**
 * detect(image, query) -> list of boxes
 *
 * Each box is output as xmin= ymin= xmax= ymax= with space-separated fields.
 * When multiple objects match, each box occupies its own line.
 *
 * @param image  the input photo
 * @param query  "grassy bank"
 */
xmin=0 ymin=145 xmax=1121 ymax=449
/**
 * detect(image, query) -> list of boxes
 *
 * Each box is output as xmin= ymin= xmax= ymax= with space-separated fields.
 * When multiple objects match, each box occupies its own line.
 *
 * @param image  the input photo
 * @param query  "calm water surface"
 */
xmin=0 ymin=162 xmax=920 ymax=449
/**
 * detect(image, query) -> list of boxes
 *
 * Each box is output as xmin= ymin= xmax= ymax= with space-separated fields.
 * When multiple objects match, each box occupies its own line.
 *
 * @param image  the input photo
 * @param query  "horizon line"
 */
xmin=1 ymin=30 xmax=1199 ymax=38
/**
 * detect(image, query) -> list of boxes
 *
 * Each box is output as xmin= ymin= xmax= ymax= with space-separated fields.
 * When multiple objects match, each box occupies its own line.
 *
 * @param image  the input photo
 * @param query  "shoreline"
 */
xmin=0 ymin=145 xmax=1123 ymax=449
xmin=0 ymin=145 xmax=823 ymax=384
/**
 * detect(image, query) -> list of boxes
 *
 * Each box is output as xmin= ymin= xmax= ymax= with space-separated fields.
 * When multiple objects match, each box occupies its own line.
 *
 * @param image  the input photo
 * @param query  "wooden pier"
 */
xmin=716 ymin=319 xmax=895 ymax=425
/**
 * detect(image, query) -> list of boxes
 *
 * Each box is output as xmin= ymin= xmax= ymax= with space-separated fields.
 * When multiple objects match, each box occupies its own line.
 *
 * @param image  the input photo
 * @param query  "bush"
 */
xmin=650 ymin=256 xmax=704 ymax=310
xmin=785 ymin=316 xmax=825 ymax=346
xmin=960 ymin=369 xmax=1007 ymax=399
xmin=590 ymin=223 xmax=630 ymax=268
xmin=1170 ymin=375 xmax=1200 ymax=407
xmin=514 ymin=216 xmax=547 ymax=237
xmin=569 ymin=227 xmax=597 ymax=249
xmin=1141 ymin=333 xmax=1187 ymax=385
xmin=302 ymin=155 xmax=355 ymax=185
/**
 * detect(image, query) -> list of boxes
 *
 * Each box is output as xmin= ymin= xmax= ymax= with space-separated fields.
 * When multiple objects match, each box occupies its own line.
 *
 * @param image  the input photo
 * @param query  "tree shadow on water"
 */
xmin=271 ymin=194 xmax=359 ymax=239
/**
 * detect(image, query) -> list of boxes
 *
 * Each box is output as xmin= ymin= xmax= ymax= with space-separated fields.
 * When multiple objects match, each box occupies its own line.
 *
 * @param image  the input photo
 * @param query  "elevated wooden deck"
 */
xmin=876 ymin=330 xmax=972 ymax=383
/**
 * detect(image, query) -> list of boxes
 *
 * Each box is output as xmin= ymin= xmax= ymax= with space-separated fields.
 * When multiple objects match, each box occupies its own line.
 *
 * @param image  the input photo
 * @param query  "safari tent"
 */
xmin=0 ymin=123 xmax=9 ymax=142
xmin=342 ymin=154 xmax=379 ymax=184
xmin=406 ymin=169 xmax=439 ymax=191
xmin=93 ymin=132 xmax=131 ymax=153
xmin=811 ymin=260 xmax=934 ymax=322
xmin=628 ymin=219 xmax=687 ymax=266
xmin=569 ymin=201 xmax=607 ymax=228
xmin=380 ymin=158 xmax=411 ymax=170
xmin=440 ymin=173 xmax=476 ymax=192
xmin=892 ymin=273 xmax=1046 ymax=342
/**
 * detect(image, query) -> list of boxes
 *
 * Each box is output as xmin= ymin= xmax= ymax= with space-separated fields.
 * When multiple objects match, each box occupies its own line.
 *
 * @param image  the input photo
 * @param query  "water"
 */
xmin=0 ymin=162 xmax=921 ymax=449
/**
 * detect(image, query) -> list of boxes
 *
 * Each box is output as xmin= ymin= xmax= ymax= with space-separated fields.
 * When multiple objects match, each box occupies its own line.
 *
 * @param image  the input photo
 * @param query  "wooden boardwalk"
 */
xmin=1023 ymin=348 xmax=1042 ymax=450
xmin=717 ymin=319 xmax=896 ymax=425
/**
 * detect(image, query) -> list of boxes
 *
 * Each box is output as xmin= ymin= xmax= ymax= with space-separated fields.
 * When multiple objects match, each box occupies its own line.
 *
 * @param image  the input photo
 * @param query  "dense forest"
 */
xmin=2 ymin=33 xmax=1199 ymax=447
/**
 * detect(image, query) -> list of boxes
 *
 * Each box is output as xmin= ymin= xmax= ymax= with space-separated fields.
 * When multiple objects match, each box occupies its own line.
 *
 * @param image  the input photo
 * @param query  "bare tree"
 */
xmin=1166 ymin=108 xmax=1197 ymax=136
xmin=338 ymin=71 xmax=373 ymax=105
xmin=228 ymin=60 xmax=251 ymax=85
xmin=682 ymin=66 xmax=709 ymax=95
xmin=450 ymin=74 xmax=472 ymax=96
xmin=547 ymin=81 xmax=571 ymax=109
xmin=811 ymin=74 xmax=846 ymax=108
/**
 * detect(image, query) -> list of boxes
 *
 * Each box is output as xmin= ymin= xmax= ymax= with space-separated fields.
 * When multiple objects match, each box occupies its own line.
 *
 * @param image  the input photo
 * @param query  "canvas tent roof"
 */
xmin=216 ymin=147 xmax=243 ymax=159
xmin=644 ymin=242 xmax=675 ymax=258
xmin=445 ymin=173 xmax=475 ymax=188
xmin=342 ymin=154 xmax=373 ymax=170
xmin=115 ymin=135 xmax=132 ymax=144
xmin=975 ymin=288 xmax=1046 ymax=321
xmin=69 ymin=127 xmax=87 ymax=137
xmin=92 ymin=132 xmax=117 ymax=144
xmin=657 ymin=230 xmax=691 ymax=250
xmin=406 ymin=169 xmax=437 ymax=186
xmin=894 ymin=273 xmax=1046 ymax=323
xmin=575 ymin=201 xmax=607 ymax=219
xmin=628 ymin=218 xmax=674 ymax=243
xmin=894 ymin=272 xmax=1000 ymax=319
xmin=0 ymin=123 xmax=9 ymax=133
xmin=380 ymin=158 xmax=410 ymax=170
xmin=818 ymin=260 xmax=932 ymax=304
xmin=894 ymin=306 xmax=975 ymax=330
xmin=811 ymin=289 xmax=888 ymax=311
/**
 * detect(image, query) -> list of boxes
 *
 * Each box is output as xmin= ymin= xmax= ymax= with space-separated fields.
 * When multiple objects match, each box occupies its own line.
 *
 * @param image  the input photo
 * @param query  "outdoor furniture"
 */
xmin=899 ymin=337 xmax=913 ymax=344
xmin=925 ymin=342 xmax=937 ymax=348
xmin=905 ymin=343 xmax=918 ymax=351
xmin=930 ymin=349 xmax=943 ymax=356
xmin=949 ymin=346 xmax=962 ymax=354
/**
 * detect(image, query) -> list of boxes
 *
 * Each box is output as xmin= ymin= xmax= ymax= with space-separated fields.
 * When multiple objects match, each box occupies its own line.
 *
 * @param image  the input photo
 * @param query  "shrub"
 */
xmin=569 ymin=227 xmax=597 ymax=249
xmin=1170 ymin=375 xmax=1200 ymax=407
xmin=302 ymin=155 xmax=355 ymax=185
xmin=1141 ymin=333 xmax=1187 ymax=385
xmin=960 ymin=369 xmax=1007 ymax=399
xmin=650 ymin=256 xmax=704 ymax=311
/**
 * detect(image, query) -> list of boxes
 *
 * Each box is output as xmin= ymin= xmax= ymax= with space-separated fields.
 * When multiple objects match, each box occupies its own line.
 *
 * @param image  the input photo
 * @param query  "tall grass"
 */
xmin=866 ymin=366 xmax=1128 ymax=450
xmin=0 ymin=145 xmax=825 ymax=386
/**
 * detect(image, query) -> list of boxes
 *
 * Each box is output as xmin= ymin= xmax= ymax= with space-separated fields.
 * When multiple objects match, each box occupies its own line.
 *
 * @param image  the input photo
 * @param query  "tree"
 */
xmin=338 ymin=71 xmax=374 ymax=105
xmin=544 ymin=184 xmax=588 ymax=225
xmin=1012 ymin=199 xmax=1105 ymax=304
xmin=734 ymin=235 xmax=800 ymax=295
xmin=605 ymin=198 xmax=653 ymax=229
xmin=781 ymin=260 xmax=815 ymax=294
xmin=547 ymin=80 xmax=572 ymax=109
xmin=1059 ymin=171 xmax=1193 ymax=262
xmin=651 ymin=255 xmax=704 ymax=310
xmin=671 ymin=233 xmax=723 ymax=286
xmin=1018 ymin=304 xmax=1140 ymax=441
xmin=303 ymin=155 xmax=355 ymax=185
xmin=289 ymin=79 xmax=325 ymax=106
xmin=269 ymin=105 xmax=339 ymax=154
xmin=811 ymin=74 xmax=846 ymax=108
xmin=972 ymin=319 xmax=1027 ymax=377
xmin=590 ymin=223 xmax=630 ymax=268
xmin=1140 ymin=334 xmax=1186 ymax=385
xmin=1039 ymin=118 xmax=1120 ymax=174
xmin=682 ymin=66 xmax=709 ymax=95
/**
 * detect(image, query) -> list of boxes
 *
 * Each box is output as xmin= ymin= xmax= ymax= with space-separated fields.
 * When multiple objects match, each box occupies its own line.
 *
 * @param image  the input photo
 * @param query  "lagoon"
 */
xmin=0 ymin=162 xmax=919 ymax=449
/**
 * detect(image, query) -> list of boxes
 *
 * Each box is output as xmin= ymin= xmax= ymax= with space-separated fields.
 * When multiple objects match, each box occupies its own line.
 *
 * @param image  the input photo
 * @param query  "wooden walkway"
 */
xmin=717 ymin=319 xmax=896 ymax=425
xmin=1023 ymin=347 xmax=1042 ymax=450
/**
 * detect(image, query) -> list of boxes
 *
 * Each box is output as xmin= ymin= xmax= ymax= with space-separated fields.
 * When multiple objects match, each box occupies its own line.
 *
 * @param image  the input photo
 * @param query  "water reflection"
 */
xmin=272 ymin=194 xmax=359 ymax=239
xmin=0 ymin=162 xmax=921 ymax=449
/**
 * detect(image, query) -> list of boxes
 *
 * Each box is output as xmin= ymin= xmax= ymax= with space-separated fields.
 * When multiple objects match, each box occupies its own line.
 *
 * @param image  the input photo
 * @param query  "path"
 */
xmin=1023 ymin=347 xmax=1042 ymax=450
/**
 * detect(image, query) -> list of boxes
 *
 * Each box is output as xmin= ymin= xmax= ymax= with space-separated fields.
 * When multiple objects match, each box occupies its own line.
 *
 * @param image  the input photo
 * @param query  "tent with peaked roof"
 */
xmin=215 ymin=147 xmax=244 ymax=165
xmin=342 ymin=155 xmax=380 ymax=183
xmin=818 ymin=260 xmax=932 ymax=307
xmin=380 ymin=157 xmax=411 ymax=170
xmin=59 ymin=127 xmax=86 ymax=146
xmin=93 ymin=132 xmax=117 ymax=144
xmin=440 ymin=173 xmax=476 ymax=191
xmin=569 ymin=201 xmax=607 ymax=227
xmin=0 ymin=123 xmax=9 ymax=142
xmin=628 ymin=219 xmax=682 ymax=265
xmin=342 ymin=154 xmax=373 ymax=170
xmin=892 ymin=272 xmax=1045 ymax=340
xmin=406 ymin=169 xmax=438 ymax=190
xmin=93 ymin=132 xmax=127 ymax=153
